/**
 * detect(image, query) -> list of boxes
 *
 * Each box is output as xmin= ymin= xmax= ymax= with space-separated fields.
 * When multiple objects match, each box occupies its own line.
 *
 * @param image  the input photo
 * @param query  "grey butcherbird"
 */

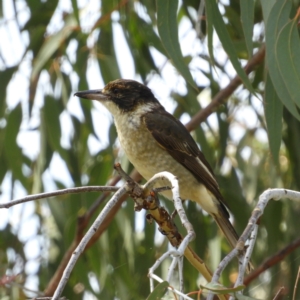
xmin=75 ymin=79 xmax=250 ymax=268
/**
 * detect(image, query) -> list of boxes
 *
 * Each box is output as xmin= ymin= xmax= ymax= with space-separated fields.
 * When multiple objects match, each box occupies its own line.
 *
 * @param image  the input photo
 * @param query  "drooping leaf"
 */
xmin=205 ymin=0 xmax=254 ymax=93
xmin=200 ymin=282 xmax=245 ymax=294
xmin=136 ymin=16 xmax=167 ymax=56
xmin=156 ymin=0 xmax=197 ymax=89
xmin=97 ymin=1 xmax=121 ymax=83
xmin=31 ymin=14 xmax=77 ymax=81
xmin=240 ymin=0 xmax=254 ymax=57
xmin=205 ymin=0 xmax=214 ymax=64
xmin=70 ymin=0 xmax=80 ymax=26
xmin=265 ymin=0 xmax=300 ymax=120
xmin=264 ymin=73 xmax=283 ymax=165
xmin=261 ymin=0 xmax=277 ymax=23
xmin=146 ymin=281 xmax=169 ymax=300
xmin=275 ymin=18 xmax=300 ymax=107
xmin=235 ymin=294 xmax=261 ymax=300
xmin=43 ymin=96 xmax=62 ymax=153
xmin=3 ymin=103 xmax=27 ymax=185
xmin=0 ymin=67 xmax=17 ymax=118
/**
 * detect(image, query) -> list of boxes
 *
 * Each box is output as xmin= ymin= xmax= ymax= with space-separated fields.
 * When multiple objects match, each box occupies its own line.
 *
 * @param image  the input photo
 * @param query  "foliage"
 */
xmin=1 ymin=0 xmax=300 ymax=299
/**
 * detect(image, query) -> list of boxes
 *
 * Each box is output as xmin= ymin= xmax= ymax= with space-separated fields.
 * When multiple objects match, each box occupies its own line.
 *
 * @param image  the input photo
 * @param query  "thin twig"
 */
xmin=43 ymin=187 xmax=125 ymax=296
xmin=230 ymin=224 xmax=258 ymax=300
xmin=51 ymin=185 xmax=129 ymax=300
xmin=293 ymin=266 xmax=300 ymax=300
xmin=207 ymin=188 xmax=300 ymax=300
xmin=0 ymin=186 xmax=119 ymax=209
xmin=273 ymin=286 xmax=285 ymax=300
xmin=32 ymin=298 xmax=67 ymax=300
xmin=44 ymin=169 xmax=141 ymax=296
xmin=244 ymin=237 xmax=300 ymax=286
xmin=149 ymin=273 xmax=194 ymax=300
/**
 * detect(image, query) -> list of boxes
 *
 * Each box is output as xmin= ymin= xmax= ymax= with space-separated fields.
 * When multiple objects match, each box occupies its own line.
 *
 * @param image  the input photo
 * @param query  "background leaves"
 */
xmin=0 ymin=0 xmax=300 ymax=299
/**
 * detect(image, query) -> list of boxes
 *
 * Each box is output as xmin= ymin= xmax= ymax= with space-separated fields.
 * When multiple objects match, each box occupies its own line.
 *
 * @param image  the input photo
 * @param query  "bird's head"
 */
xmin=74 ymin=79 xmax=160 ymax=115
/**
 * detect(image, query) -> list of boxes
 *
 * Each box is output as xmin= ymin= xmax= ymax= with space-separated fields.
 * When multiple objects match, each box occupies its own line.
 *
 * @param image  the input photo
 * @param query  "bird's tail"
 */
xmin=212 ymin=212 xmax=253 ymax=272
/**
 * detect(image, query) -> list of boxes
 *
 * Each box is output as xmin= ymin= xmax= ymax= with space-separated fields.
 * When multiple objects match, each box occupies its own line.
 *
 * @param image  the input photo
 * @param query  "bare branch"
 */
xmin=44 ymin=170 xmax=141 ymax=296
xmin=109 ymin=166 xmax=226 ymax=299
xmin=51 ymin=185 xmax=129 ymax=300
xmin=0 ymin=186 xmax=119 ymax=209
xmin=273 ymin=287 xmax=285 ymax=300
xmin=206 ymin=188 xmax=300 ymax=300
xmin=32 ymin=297 xmax=67 ymax=300
xmin=244 ymin=237 xmax=300 ymax=285
xmin=293 ymin=266 xmax=300 ymax=300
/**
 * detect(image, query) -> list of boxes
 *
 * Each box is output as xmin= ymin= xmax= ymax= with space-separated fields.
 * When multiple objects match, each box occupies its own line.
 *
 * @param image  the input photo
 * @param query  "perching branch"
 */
xmin=4 ymin=162 xmax=300 ymax=300
xmin=4 ymin=164 xmax=210 ymax=300
xmin=114 ymin=164 xmax=227 ymax=300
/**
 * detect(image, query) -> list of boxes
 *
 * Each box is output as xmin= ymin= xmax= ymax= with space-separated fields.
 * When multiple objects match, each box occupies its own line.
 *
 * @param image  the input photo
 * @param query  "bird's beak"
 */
xmin=74 ymin=89 xmax=107 ymax=101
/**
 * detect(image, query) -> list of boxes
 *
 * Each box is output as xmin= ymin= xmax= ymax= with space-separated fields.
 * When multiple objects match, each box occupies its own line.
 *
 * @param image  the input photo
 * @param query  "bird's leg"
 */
xmin=113 ymin=162 xmax=145 ymax=210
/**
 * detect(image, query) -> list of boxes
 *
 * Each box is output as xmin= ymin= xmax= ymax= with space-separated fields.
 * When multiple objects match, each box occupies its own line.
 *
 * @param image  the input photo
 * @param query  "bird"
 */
xmin=75 ymin=79 xmax=247 ymax=264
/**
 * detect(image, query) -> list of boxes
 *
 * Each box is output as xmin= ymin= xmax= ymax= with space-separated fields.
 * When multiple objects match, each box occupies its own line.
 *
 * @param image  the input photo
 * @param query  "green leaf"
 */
xmin=97 ymin=29 xmax=121 ymax=83
xmin=0 ymin=67 xmax=17 ymax=118
xmin=80 ymin=100 xmax=98 ymax=139
xmin=43 ymin=96 xmax=62 ymax=153
xmin=235 ymin=294 xmax=261 ymax=300
xmin=200 ymin=282 xmax=245 ymax=294
xmin=31 ymin=14 xmax=77 ymax=81
xmin=275 ymin=18 xmax=300 ymax=107
xmin=3 ymin=103 xmax=27 ymax=184
xmin=156 ymin=0 xmax=197 ymax=89
xmin=70 ymin=0 xmax=80 ymax=26
xmin=265 ymin=0 xmax=300 ymax=120
xmin=264 ymin=73 xmax=282 ymax=165
xmin=205 ymin=0 xmax=214 ymax=64
xmin=97 ymin=0 xmax=121 ymax=83
xmin=0 ymin=0 xmax=3 ymax=18
xmin=240 ymin=0 xmax=254 ymax=57
xmin=205 ymin=0 xmax=254 ymax=93
xmin=146 ymin=281 xmax=169 ymax=300
xmin=136 ymin=15 xmax=167 ymax=56
xmin=261 ymin=0 xmax=277 ymax=24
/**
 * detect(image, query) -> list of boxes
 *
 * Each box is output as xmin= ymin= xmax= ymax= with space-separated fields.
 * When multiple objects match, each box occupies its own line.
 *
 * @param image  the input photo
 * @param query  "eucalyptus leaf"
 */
xmin=156 ymin=0 xmax=197 ymax=89
xmin=240 ymin=0 xmax=254 ymax=57
xmin=205 ymin=0 xmax=254 ymax=93
xmin=275 ymin=18 xmax=300 ymax=107
xmin=146 ymin=281 xmax=169 ymax=300
xmin=265 ymin=0 xmax=300 ymax=120
xmin=31 ymin=14 xmax=77 ymax=81
xmin=264 ymin=73 xmax=283 ymax=165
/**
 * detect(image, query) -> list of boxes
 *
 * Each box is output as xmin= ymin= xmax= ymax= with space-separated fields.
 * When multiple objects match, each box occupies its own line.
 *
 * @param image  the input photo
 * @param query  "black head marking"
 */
xmin=103 ymin=79 xmax=159 ymax=112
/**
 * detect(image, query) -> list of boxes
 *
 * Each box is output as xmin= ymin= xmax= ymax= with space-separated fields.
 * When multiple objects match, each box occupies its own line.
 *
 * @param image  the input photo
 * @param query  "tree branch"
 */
xmin=0 ymin=186 xmax=119 ymax=209
xmin=186 ymin=45 xmax=266 ymax=132
xmin=244 ymin=237 xmax=300 ymax=286
xmin=43 ymin=171 xmax=140 ymax=296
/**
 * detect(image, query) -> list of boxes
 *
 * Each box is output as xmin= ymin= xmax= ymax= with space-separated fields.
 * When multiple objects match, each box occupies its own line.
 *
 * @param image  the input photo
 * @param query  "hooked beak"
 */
xmin=74 ymin=89 xmax=107 ymax=101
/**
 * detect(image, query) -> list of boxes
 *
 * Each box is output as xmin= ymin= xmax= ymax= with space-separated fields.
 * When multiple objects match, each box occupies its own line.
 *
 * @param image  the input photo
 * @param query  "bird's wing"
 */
xmin=143 ymin=110 xmax=227 ymax=209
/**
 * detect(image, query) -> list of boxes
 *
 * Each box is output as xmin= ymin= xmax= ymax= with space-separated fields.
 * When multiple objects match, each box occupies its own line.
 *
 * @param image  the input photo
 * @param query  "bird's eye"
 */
xmin=112 ymin=88 xmax=119 ymax=94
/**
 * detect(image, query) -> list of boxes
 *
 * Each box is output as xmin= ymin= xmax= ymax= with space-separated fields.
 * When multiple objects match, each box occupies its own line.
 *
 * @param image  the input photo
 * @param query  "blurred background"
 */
xmin=1 ymin=0 xmax=300 ymax=299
